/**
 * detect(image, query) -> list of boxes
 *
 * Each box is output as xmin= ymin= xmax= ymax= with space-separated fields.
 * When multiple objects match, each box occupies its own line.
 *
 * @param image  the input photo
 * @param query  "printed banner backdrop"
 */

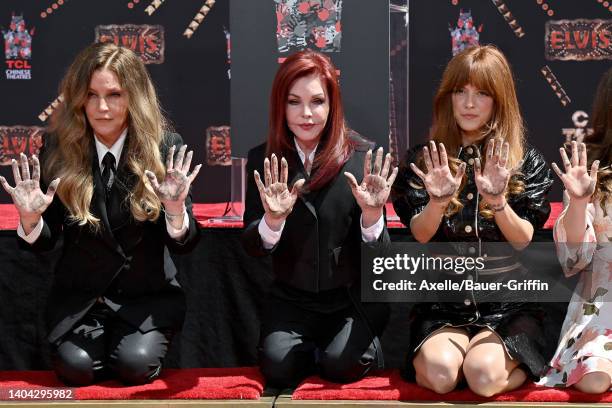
xmin=389 ymin=1 xmax=409 ymax=166
xmin=409 ymin=0 xmax=612 ymax=201
xmin=230 ymin=0 xmax=390 ymax=157
xmin=0 ymin=0 xmax=230 ymax=204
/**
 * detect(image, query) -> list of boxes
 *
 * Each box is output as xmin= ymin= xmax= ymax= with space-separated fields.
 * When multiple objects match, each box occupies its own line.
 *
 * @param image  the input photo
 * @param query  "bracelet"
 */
xmin=164 ymin=206 xmax=186 ymax=219
xmin=489 ymin=201 xmax=507 ymax=213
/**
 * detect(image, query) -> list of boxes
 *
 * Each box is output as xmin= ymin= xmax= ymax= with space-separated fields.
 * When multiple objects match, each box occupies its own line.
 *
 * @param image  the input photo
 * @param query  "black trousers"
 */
xmin=259 ymin=295 xmax=387 ymax=389
xmin=51 ymin=302 xmax=174 ymax=386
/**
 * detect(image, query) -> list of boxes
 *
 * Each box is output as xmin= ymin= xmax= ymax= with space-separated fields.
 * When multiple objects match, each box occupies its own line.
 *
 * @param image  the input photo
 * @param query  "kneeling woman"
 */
xmin=540 ymin=67 xmax=612 ymax=394
xmin=242 ymin=50 xmax=397 ymax=388
xmin=392 ymin=45 xmax=554 ymax=396
xmin=0 ymin=43 xmax=201 ymax=385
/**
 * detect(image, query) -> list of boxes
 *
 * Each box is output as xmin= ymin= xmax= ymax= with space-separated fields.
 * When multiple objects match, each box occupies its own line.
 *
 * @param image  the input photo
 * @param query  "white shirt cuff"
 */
xmin=17 ymin=217 xmax=44 ymax=244
xmin=258 ymin=217 xmax=285 ymax=249
xmin=361 ymin=214 xmax=384 ymax=242
xmin=165 ymin=211 xmax=189 ymax=240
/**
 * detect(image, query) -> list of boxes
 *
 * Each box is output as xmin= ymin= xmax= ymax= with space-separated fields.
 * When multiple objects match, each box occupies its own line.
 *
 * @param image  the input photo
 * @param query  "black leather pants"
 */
xmin=259 ymin=296 xmax=387 ymax=389
xmin=51 ymin=302 xmax=174 ymax=386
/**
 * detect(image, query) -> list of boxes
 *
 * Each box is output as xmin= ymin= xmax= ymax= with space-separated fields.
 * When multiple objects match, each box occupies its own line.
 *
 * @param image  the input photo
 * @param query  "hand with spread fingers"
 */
xmin=551 ymin=141 xmax=599 ymax=202
xmin=0 ymin=153 xmax=60 ymax=229
xmin=474 ymin=138 xmax=521 ymax=209
xmin=254 ymin=154 xmax=305 ymax=228
xmin=145 ymin=144 xmax=202 ymax=215
xmin=345 ymin=147 xmax=399 ymax=213
xmin=409 ymin=140 xmax=466 ymax=204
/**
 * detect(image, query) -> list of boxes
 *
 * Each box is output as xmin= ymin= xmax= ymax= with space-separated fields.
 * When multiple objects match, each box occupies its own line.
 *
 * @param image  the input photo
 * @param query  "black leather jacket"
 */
xmin=392 ymin=142 xmax=553 ymax=305
xmin=392 ymin=142 xmax=553 ymax=243
xmin=393 ymin=142 xmax=555 ymax=378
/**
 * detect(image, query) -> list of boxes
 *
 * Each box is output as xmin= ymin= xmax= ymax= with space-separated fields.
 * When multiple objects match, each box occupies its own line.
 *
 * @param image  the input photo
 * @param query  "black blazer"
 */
xmin=18 ymin=132 xmax=200 ymax=343
xmin=241 ymin=136 xmax=390 ymax=293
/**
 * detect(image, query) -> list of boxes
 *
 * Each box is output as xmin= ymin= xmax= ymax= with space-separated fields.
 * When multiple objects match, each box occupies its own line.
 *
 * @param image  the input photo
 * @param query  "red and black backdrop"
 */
xmin=0 ymin=0 xmax=230 ymax=203
xmin=409 ymin=0 xmax=612 ymax=200
xmin=0 ymin=0 xmax=609 ymax=371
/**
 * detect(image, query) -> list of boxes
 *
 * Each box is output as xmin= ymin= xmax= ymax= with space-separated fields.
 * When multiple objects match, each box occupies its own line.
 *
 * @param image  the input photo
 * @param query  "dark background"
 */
xmin=0 ymin=0 xmax=230 ymax=203
xmin=230 ymin=0 xmax=390 ymax=157
xmin=0 ymin=0 xmax=609 ymax=371
xmin=409 ymin=1 xmax=611 ymax=200
xmin=1 ymin=1 xmax=611 ymax=204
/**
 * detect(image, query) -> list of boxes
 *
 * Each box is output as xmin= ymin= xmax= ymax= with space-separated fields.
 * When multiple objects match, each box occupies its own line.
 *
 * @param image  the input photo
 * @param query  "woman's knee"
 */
xmin=413 ymin=348 xmax=464 ymax=394
xmin=53 ymin=341 xmax=98 ymax=386
xmin=463 ymin=351 xmax=525 ymax=397
xmin=259 ymin=336 xmax=313 ymax=388
xmin=318 ymin=345 xmax=376 ymax=384
xmin=462 ymin=330 xmax=524 ymax=397
xmin=110 ymin=331 xmax=168 ymax=385
xmin=462 ymin=358 xmax=507 ymax=396
xmin=575 ymin=372 xmax=612 ymax=394
xmin=259 ymin=348 xmax=298 ymax=386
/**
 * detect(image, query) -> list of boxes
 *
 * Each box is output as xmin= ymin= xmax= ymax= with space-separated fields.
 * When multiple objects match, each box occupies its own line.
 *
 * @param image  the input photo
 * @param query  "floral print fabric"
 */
xmin=539 ymin=198 xmax=612 ymax=388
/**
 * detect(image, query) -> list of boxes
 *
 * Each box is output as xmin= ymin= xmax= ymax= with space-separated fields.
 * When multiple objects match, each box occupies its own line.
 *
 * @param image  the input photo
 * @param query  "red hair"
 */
xmin=266 ymin=49 xmax=352 ymax=190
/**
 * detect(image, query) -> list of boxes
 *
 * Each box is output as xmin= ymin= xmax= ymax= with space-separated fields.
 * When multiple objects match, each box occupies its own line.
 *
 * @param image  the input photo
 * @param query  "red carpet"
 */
xmin=0 ymin=367 xmax=264 ymax=400
xmin=0 ymin=202 xmax=563 ymax=230
xmin=292 ymin=370 xmax=612 ymax=403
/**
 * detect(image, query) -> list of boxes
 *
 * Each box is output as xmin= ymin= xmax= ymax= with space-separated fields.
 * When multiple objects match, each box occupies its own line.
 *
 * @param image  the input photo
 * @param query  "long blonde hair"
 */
xmin=416 ymin=45 xmax=525 ymax=217
xmin=45 ymin=42 xmax=167 ymax=228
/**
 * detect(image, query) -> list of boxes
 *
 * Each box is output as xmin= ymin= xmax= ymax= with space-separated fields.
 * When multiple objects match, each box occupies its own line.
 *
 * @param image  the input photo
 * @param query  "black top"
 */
xmin=241 ymin=134 xmax=390 ymax=310
xmin=392 ymin=142 xmax=558 ymax=380
xmin=392 ymin=142 xmax=553 ymax=242
xmin=18 ymin=132 xmax=200 ymax=343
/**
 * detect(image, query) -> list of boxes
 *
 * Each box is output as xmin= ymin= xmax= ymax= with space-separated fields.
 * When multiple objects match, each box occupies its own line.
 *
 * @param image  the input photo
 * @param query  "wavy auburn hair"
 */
xmin=266 ymin=49 xmax=352 ymax=190
xmin=415 ymin=45 xmax=525 ymax=217
xmin=45 ymin=42 xmax=167 ymax=228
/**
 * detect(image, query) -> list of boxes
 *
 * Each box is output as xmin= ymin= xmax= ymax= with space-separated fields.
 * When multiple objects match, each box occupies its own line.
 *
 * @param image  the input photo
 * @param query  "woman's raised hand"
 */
xmin=473 ymin=138 xmax=519 ymax=207
xmin=552 ymin=141 xmax=599 ymax=202
xmin=254 ymin=154 xmax=305 ymax=225
xmin=344 ymin=147 xmax=398 ymax=211
xmin=410 ymin=141 xmax=465 ymax=204
xmin=0 ymin=153 xmax=60 ymax=224
xmin=145 ymin=144 xmax=202 ymax=214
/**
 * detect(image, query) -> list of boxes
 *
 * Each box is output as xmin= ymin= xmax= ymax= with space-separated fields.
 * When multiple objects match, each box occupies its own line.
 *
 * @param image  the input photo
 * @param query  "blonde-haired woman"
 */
xmin=392 ymin=45 xmax=553 ymax=396
xmin=0 ymin=42 xmax=201 ymax=385
xmin=540 ymin=67 xmax=612 ymax=394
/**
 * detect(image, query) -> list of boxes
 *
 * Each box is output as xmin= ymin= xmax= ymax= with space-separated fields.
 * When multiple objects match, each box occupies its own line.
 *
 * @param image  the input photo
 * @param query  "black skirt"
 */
xmin=402 ymin=298 xmax=564 ymax=382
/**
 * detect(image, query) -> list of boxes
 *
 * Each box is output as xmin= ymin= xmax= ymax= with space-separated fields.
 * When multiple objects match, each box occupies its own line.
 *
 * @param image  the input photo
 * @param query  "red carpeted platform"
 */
xmin=291 ymin=370 xmax=612 ymax=403
xmin=0 ymin=202 xmax=563 ymax=230
xmin=0 ymin=367 xmax=264 ymax=400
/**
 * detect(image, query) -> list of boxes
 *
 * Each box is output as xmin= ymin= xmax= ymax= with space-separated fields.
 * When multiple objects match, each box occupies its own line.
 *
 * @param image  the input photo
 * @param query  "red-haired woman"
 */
xmin=241 ymin=49 xmax=397 ymax=388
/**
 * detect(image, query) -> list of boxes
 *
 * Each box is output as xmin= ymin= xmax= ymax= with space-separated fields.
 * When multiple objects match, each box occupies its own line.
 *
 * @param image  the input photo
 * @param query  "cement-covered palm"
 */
xmin=145 ymin=144 xmax=202 ymax=210
xmin=0 ymin=153 xmax=59 ymax=218
xmin=254 ymin=154 xmax=305 ymax=221
xmin=410 ymin=141 xmax=465 ymax=203
xmin=345 ymin=147 xmax=399 ymax=210
xmin=552 ymin=141 xmax=599 ymax=200
xmin=474 ymin=138 xmax=517 ymax=205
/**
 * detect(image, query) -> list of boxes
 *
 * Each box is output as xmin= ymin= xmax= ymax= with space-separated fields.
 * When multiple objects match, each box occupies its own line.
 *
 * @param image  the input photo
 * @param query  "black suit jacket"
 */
xmin=19 ymin=132 xmax=200 ymax=343
xmin=241 ymin=136 xmax=390 ymax=294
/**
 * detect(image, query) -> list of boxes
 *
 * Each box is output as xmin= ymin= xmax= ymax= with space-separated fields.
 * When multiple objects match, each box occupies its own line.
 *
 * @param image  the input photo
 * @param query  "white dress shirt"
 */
xmin=18 ymin=129 xmax=188 ymax=243
xmin=258 ymin=138 xmax=384 ymax=249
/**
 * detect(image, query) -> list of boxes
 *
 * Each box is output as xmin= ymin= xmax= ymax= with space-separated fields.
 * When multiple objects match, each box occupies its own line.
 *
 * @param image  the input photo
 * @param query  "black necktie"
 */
xmin=101 ymin=152 xmax=116 ymax=197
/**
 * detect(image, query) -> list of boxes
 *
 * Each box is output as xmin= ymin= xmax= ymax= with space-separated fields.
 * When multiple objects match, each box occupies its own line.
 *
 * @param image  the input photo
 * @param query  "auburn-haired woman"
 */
xmin=242 ymin=49 xmax=397 ymax=388
xmin=540 ymin=67 xmax=612 ymax=394
xmin=0 ymin=42 xmax=201 ymax=385
xmin=392 ymin=45 xmax=554 ymax=396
